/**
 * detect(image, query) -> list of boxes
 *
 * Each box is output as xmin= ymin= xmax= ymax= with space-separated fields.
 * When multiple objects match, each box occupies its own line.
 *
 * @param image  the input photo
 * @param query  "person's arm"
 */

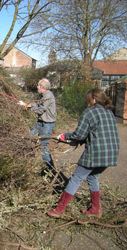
xmin=30 ymin=99 xmax=49 ymax=115
xmin=66 ymin=115 xmax=90 ymax=141
xmin=58 ymin=111 xmax=91 ymax=143
xmin=31 ymin=91 xmax=55 ymax=115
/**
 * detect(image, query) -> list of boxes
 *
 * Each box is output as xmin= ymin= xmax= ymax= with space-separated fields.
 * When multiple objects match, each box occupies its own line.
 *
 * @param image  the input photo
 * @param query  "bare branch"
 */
xmin=0 ymin=0 xmax=58 ymax=58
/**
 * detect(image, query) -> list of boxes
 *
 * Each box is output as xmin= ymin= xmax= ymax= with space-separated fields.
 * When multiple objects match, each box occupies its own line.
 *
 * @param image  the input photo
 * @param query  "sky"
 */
xmin=0 ymin=2 xmax=127 ymax=68
xmin=0 ymin=3 xmax=47 ymax=67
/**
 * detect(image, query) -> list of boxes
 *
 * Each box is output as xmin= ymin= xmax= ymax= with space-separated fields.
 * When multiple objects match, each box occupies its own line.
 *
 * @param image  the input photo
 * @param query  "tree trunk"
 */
xmin=81 ymin=54 xmax=91 ymax=84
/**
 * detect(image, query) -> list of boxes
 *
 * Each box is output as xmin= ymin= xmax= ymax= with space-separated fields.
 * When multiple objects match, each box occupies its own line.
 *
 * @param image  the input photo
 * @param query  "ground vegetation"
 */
xmin=0 ymin=72 xmax=127 ymax=250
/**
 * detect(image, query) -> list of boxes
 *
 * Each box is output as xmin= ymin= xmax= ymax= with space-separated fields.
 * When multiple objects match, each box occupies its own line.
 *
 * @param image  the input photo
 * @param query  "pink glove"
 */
xmin=57 ymin=134 xmax=66 ymax=141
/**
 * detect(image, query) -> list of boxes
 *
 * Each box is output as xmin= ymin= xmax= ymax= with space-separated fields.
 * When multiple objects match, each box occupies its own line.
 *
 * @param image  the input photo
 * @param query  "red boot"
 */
xmin=82 ymin=191 xmax=102 ymax=218
xmin=47 ymin=191 xmax=73 ymax=218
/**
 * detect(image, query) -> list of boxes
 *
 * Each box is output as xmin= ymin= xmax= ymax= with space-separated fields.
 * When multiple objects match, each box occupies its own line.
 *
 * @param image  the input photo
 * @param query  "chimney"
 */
xmin=48 ymin=49 xmax=57 ymax=64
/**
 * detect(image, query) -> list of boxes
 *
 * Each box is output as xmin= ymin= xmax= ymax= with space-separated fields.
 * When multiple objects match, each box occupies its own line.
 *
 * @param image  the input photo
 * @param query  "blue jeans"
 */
xmin=65 ymin=165 xmax=106 ymax=195
xmin=31 ymin=121 xmax=55 ymax=165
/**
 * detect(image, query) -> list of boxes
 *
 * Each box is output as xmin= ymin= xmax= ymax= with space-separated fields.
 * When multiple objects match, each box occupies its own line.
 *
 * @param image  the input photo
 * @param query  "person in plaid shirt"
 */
xmin=47 ymin=88 xmax=119 ymax=218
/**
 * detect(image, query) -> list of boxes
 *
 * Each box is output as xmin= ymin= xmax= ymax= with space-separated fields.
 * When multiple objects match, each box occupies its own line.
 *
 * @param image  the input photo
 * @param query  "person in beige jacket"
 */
xmin=30 ymin=78 xmax=56 ymax=168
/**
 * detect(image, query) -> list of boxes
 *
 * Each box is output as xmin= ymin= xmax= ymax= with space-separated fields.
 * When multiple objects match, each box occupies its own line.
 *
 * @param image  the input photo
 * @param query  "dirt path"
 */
xmin=99 ymin=125 xmax=127 ymax=195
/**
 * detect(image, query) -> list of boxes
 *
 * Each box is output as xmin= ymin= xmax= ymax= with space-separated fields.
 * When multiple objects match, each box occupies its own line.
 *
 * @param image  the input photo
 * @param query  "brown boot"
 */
xmin=82 ymin=191 xmax=102 ymax=218
xmin=47 ymin=191 xmax=73 ymax=218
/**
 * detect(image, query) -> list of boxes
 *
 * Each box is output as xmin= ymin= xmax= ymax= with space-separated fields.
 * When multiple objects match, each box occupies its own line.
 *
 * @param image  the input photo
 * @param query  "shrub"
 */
xmin=0 ymin=67 xmax=10 ymax=77
xmin=59 ymin=79 xmax=92 ymax=118
xmin=19 ymin=68 xmax=48 ymax=92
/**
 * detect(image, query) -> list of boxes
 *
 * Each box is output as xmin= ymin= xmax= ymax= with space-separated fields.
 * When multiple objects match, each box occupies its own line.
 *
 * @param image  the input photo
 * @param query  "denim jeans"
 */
xmin=65 ymin=165 xmax=107 ymax=195
xmin=31 ymin=121 xmax=55 ymax=165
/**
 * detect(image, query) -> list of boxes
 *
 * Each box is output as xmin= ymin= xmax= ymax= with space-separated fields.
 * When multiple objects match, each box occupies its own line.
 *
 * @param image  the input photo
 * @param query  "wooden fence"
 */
xmin=110 ymin=76 xmax=127 ymax=124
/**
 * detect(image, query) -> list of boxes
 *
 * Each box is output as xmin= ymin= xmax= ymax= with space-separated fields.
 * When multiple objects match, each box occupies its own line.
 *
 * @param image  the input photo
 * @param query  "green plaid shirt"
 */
xmin=66 ymin=104 xmax=119 ymax=168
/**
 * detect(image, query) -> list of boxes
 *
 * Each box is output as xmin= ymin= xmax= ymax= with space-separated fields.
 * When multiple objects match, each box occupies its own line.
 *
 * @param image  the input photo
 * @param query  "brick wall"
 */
xmin=123 ymin=82 xmax=127 ymax=124
xmin=3 ymin=48 xmax=32 ymax=68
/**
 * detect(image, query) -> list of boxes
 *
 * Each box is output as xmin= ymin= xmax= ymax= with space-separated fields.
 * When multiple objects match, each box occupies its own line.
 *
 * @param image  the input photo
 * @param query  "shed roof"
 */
xmin=93 ymin=60 xmax=127 ymax=75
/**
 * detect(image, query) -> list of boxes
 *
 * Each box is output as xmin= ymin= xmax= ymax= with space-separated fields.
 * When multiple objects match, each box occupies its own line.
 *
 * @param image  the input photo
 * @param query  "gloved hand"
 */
xmin=18 ymin=100 xmax=31 ymax=108
xmin=57 ymin=134 xmax=66 ymax=141
xmin=18 ymin=100 xmax=27 ymax=106
xmin=26 ymin=103 xmax=31 ymax=108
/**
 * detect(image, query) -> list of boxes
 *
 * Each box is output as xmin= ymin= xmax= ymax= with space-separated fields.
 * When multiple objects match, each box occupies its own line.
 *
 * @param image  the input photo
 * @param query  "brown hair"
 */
xmin=85 ymin=88 xmax=114 ymax=110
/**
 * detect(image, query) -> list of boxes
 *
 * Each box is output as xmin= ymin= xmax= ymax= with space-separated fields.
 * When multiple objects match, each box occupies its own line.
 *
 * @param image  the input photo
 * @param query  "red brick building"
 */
xmin=0 ymin=46 xmax=36 ymax=71
xmin=93 ymin=47 xmax=127 ymax=89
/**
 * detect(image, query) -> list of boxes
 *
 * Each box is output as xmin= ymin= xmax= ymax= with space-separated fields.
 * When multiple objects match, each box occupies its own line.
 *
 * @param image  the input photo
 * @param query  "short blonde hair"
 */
xmin=38 ymin=78 xmax=51 ymax=90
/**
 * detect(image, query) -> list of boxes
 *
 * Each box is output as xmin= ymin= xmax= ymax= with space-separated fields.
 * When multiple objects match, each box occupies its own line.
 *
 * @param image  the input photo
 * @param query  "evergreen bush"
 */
xmin=59 ymin=80 xmax=92 ymax=118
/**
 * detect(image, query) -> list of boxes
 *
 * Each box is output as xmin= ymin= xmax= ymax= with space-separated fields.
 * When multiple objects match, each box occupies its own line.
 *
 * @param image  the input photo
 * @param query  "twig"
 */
xmin=77 ymin=219 xmax=127 ymax=228
xmin=43 ymin=220 xmax=77 ymax=233
xmin=49 ymin=152 xmax=59 ymax=186
xmin=5 ymin=227 xmax=26 ymax=242
xmin=0 ymin=241 xmax=40 ymax=250
xmin=44 ymin=218 xmax=127 ymax=233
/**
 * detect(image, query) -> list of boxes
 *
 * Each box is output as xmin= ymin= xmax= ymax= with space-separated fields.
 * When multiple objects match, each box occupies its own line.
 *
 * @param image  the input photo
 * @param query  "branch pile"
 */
xmin=0 ymin=75 xmax=38 ymax=182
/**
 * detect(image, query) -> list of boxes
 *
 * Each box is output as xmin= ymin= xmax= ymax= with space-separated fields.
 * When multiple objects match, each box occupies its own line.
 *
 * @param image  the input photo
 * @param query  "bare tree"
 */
xmin=28 ymin=0 xmax=127 ymax=81
xmin=3 ymin=0 xmax=126 ymax=80
xmin=53 ymin=0 xmax=127 ymax=81
xmin=19 ymin=0 xmax=62 ymax=62
xmin=0 ymin=0 xmax=59 ymax=59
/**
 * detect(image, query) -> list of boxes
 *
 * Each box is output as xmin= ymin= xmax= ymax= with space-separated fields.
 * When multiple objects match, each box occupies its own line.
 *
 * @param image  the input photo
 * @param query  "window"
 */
xmin=102 ymin=75 xmax=109 ymax=80
xmin=111 ymin=75 xmax=121 ymax=80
